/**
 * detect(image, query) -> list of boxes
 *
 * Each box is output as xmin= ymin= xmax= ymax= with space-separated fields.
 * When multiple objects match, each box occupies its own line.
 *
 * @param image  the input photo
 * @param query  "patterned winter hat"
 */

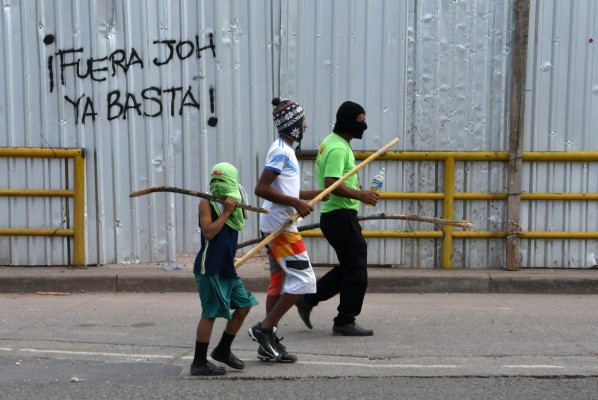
xmin=272 ymin=98 xmax=305 ymax=142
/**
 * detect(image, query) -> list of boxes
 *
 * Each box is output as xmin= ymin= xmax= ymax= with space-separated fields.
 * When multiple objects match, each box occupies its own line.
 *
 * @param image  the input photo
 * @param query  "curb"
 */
xmin=2 ymin=267 xmax=598 ymax=294
xmin=488 ymin=273 xmax=598 ymax=294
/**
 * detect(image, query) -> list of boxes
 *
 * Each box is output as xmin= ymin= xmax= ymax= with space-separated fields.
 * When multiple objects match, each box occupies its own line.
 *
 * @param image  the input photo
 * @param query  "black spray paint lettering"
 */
xmin=44 ymin=35 xmax=56 ymax=92
xmin=47 ymin=55 xmax=54 ymax=93
xmin=109 ymin=49 xmax=144 ymax=75
xmin=53 ymin=48 xmax=144 ymax=88
xmin=152 ymin=33 xmax=216 ymax=66
xmin=200 ymin=33 xmax=217 ymax=58
xmin=64 ymin=94 xmax=97 ymax=125
xmin=43 ymin=33 xmax=217 ymax=125
xmin=207 ymin=86 xmax=218 ymax=127
xmin=107 ymin=86 xmax=200 ymax=120
xmin=63 ymin=85 xmax=207 ymax=124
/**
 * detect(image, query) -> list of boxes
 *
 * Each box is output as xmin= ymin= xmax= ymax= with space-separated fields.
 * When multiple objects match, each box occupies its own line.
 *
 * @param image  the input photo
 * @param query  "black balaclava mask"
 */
xmin=333 ymin=101 xmax=367 ymax=139
xmin=272 ymin=98 xmax=305 ymax=149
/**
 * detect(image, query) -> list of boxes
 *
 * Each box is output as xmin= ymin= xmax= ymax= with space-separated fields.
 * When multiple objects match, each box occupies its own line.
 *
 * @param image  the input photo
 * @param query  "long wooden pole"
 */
xmin=235 ymin=136 xmax=401 ymax=269
xmin=129 ymin=186 xmax=270 ymax=214
xmin=506 ymin=0 xmax=530 ymax=271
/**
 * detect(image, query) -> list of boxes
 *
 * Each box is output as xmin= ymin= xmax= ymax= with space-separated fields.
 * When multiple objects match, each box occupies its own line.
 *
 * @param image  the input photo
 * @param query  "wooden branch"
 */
xmin=369 ymin=213 xmax=474 ymax=229
xmin=129 ymin=186 xmax=270 ymax=214
xmin=236 ymin=213 xmax=474 ymax=249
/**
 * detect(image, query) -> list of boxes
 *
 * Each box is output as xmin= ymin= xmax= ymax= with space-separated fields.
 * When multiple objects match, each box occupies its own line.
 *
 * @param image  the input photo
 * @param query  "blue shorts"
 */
xmin=195 ymin=273 xmax=259 ymax=319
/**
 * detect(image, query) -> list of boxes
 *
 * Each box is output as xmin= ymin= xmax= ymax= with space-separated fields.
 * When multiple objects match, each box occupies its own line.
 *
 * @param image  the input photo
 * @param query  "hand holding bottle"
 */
xmin=361 ymin=190 xmax=380 ymax=207
xmin=365 ymin=169 xmax=385 ymax=208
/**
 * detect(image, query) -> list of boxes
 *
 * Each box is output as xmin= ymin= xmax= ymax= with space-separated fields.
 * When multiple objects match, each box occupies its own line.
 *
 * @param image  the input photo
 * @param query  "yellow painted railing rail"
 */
xmin=298 ymin=150 xmax=598 ymax=269
xmin=0 ymin=147 xmax=85 ymax=266
xmin=380 ymin=192 xmax=598 ymax=201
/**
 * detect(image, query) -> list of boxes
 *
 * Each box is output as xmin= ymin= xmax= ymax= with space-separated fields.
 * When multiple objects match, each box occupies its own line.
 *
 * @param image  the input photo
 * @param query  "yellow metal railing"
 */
xmin=0 ymin=147 xmax=85 ymax=266
xmin=299 ymin=151 xmax=598 ymax=269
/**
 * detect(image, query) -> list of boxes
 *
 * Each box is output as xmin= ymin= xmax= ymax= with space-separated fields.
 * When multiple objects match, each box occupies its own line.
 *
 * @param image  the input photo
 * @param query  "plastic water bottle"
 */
xmin=365 ymin=169 xmax=385 ymax=208
xmin=162 ymin=263 xmax=183 ymax=271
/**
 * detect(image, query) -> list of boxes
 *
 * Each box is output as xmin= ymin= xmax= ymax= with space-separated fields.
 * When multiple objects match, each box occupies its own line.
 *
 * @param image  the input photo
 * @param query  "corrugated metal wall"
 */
xmin=285 ymin=0 xmax=515 ymax=268
xmin=1 ymin=0 xmax=597 ymax=268
xmin=1 ymin=0 xmax=277 ymax=265
xmin=521 ymin=0 xmax=598 ymax=267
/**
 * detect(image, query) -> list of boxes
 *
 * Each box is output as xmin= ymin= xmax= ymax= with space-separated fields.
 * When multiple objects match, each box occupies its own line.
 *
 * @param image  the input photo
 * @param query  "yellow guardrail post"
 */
xmin=73 ymin=152 xmax=85 ymax=266
xmin=0 ymin=147 xmax=85 ymax=266
xmin=441 ymin=157 xmax=456 ymax=268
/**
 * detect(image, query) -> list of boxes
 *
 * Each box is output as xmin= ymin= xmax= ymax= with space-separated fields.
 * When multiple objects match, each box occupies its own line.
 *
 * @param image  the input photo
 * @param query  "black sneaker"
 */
xmin=248 ymin=323 xmax=280 ymax=358
xmin=190 ymin=361 xmax=226 ymax=376
xmin=210 ymin=348 xmax=245 ymax=370
xmin=295 ymin=297 xmax=313 ymax=329
xmin=256 ymin=346 xmax=275 ymax=361
xmin=332 ymin=322 xmax=374 ymax=336
xmin=256 ymin=333 xmax=297 ymax=363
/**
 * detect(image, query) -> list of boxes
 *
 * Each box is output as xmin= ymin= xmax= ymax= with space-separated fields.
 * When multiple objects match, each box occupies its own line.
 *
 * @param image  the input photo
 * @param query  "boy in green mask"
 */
xmin=190 ymin=162 xmax=259 ymax=376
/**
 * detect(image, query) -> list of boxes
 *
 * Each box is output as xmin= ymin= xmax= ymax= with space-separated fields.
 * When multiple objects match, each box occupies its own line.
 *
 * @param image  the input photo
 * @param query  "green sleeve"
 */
xmin=323 ymin=148 xmax=346 ymax=179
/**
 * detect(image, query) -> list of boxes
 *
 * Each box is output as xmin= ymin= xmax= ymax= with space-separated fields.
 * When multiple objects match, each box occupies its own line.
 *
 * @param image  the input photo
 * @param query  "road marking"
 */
xmin=2 ymin=347 xmax=575 ymax=371
xmin=18 ymin=348 xmax=173 ymax=359
xmin=502 ymin=365 xmax=563 ymax=369
xmin=9 ymin=347 xmax=456 ymax=369
xmin=179 ymin=355 xmax=458 ymax=368
xmin=298 ymin=361 xmax=459 ymax=368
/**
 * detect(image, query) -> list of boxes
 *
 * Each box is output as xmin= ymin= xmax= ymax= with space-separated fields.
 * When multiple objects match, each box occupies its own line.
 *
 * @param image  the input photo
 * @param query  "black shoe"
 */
xmin=256 ymin=333 xmax=298 ymax=363
xmin=211 ymin=348 xmax=245 ymax=370
xmin=257 ymin=346 xmax=275 ymax=361
xmin=248 ymin=323 xmax=280 ymax=358
xmin=273 ymin=333 xmax=298 ymax=363
xmin=257 ymin=346 xmax=297 ymax=363
xmin=295 ymin=297 xmax=313 ymax=329
xmin=332 ymin=323 xmax=374 ymax=336
xmin=190 ymin=361 xmax=226 ymax=376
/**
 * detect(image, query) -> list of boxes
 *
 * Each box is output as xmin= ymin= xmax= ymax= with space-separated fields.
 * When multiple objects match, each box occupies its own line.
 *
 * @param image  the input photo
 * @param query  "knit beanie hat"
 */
xmin=272 ymin=98 xmax=305 ymax=143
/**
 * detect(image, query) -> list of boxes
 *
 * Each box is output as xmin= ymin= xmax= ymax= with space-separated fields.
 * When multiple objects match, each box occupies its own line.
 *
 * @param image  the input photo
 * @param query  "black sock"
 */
xmin=215 ymin=331 xmax=235 ymax=354
xmin=193 ymin=341 xmax=209 ymax=365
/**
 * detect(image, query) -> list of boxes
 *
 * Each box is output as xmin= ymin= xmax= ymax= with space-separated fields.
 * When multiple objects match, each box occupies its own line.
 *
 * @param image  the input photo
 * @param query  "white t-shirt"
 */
xmin=259 ymin=138 xmax=300 ymax=233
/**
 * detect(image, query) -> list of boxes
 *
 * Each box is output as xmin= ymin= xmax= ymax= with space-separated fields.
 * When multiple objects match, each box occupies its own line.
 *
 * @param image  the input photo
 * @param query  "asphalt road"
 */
xmin=2 ymin=292 xmax=598 ymax=399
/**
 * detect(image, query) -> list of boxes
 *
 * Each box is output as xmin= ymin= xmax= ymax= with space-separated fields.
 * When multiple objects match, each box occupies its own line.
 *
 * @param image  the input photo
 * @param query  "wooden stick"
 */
xmin=234 ymin=136 xmax=401 ymax=268
xmin=369 ymin=213 xmax=474 ymax=229
xmin=129 ymin=186 xmax=270 ymax=214
xmin=236 ymin=213 xmax=474 ymax=249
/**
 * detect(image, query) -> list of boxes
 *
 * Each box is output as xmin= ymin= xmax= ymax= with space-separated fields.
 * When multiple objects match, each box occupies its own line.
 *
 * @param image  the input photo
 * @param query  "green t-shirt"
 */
xmin=315 ymin=132 xmax=361 ymax=213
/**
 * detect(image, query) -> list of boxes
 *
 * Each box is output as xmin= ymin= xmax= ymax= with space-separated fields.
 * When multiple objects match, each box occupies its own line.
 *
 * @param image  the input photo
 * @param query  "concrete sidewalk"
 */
xmin=2 ymin=253 xmax=598 ymax=294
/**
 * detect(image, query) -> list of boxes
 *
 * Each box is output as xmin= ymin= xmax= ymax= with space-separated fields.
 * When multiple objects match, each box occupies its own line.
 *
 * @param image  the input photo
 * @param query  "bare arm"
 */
xmin=255 ymin=169 xmax=313 ymax=217
xmin=324 ymin=177 xmax=379 ymax=206
xmin=299 ymin=189 xmax=326 ymax=200
xmin=198 ymin=197 xmax=238 ymax=240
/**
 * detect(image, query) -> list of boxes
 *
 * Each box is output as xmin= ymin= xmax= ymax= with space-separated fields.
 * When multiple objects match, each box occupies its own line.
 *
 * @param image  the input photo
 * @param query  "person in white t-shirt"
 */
xmin=247 ymin=98 xmax=323 ymax=363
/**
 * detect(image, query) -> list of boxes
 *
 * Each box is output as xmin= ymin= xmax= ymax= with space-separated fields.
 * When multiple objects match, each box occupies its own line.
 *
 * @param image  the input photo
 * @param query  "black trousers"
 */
xmin=305 ymin=209 xmax=368 ymax=325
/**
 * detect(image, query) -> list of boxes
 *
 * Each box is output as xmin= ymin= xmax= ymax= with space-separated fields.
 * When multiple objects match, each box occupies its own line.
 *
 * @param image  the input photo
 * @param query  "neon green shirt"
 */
xmin=316 ymin=132 xmax=361 ymax=213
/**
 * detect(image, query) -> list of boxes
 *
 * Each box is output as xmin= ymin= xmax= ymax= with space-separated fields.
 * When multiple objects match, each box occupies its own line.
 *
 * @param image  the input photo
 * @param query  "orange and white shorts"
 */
xmin=263 ymin=231 xmax=316 ymax=296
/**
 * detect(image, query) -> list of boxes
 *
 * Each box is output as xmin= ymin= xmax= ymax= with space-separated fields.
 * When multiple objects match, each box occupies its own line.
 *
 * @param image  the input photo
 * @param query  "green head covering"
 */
xmin=209 ymin=162 xmax=244 ymax=231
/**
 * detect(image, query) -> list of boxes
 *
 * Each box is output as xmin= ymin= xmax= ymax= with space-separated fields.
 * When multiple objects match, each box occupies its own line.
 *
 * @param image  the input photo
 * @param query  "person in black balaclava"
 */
xmin=295 ymin=100 xmax=379 ymax=337
xmin=333 ymin=101 xmax=368 ymax=139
